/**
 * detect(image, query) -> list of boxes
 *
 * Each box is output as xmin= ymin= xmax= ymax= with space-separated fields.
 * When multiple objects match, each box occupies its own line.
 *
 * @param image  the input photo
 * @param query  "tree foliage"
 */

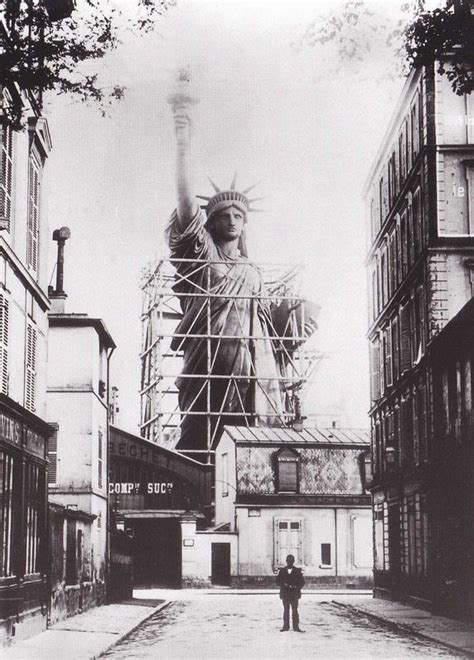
xmin=405 ymin=2 xmax=474 ymax=95
xmin=0 ymin=0 xmax=174 ymax=128
xmin=297 ymin=0 xmax=474 ymax=95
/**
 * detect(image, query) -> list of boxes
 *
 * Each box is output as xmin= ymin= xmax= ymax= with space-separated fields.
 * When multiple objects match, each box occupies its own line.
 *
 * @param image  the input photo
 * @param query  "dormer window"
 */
xmin=275 ymin=447 xmax=299 ymax=493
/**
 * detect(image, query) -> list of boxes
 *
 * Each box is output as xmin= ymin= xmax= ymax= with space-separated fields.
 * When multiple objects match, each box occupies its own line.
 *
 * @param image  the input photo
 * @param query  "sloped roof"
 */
xmin=222 ymin=425 xmax=370 ymax=446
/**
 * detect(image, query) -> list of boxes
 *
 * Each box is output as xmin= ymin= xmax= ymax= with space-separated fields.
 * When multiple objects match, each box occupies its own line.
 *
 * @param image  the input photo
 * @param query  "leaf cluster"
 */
xmin=404 ymin=4 xmax=474 ymax=95
xmin=0 ymin=0 xmax=173 ymax=129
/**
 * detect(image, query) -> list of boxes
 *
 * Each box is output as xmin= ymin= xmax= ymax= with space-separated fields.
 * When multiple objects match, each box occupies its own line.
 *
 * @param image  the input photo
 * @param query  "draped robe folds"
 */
xmin=167 ymin=208 xmax=284 ymax=454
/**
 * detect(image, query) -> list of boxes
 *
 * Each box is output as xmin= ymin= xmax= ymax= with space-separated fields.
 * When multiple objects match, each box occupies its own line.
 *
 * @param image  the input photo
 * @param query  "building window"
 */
xmin=27 ymin=151 xmax=41 ymax=276
xmin=98 ymin=429 xmax=103 ymax=489
xmin=275 ymin=448 xmax=299 ymax=492
xmin=411 ymin=92 xmax=420 ymax=160
xmin=370 ymin=336 xmax=382 ymax=402
xmin=320 ymin=543 xmax=331 ymax=567
xmin=274 ymin=518 xmax=303 ymax=567
xmin=0 ymin=293 xmax=9 ymax=395
xmin=25 ymin=323 xmax=37 ymax=412
xmin=0 ymin=449 xmax=15 ymax=577
xmin=0 ymin=122 xmax=14 ymax=232
xmin=221 ymin=452 xmax=228 ymax=496
xmin=383 ymin=326 xmax=393 ymax=389
xmin=400 ymin=302 xmax=412 ymax=374
xmin=374 ymin=504 xmax=384 ymax=570
xmin=48 ymin=425 xmax=58 ymax=485
xmin=25 ymin=461 xmax=43 ymax=575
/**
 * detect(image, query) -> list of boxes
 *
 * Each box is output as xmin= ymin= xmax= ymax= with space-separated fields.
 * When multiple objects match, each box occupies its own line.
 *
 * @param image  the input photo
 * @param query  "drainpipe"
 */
xmin=334 ymin=508 xmax=338 ymax=577
xmin=105 ymin=345 xmax=115 ymax=603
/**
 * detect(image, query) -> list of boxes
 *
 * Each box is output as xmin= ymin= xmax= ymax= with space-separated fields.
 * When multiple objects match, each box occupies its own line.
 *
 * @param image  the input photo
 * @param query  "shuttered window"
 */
xmin=48 ymin=426 xmax=58 ymax=485
xmin=27 ymin=153 xmax=41 ymax=276
xmin=0 ymin=293 xmax=8 ymax=395
xmin=384 ymin=326 xmax=393 ymax=388
xmin=400 ymin=303 xmax=412 ymax=374
xmin=25 ymin=324 xmax=37 ymax=412
xmin=371 ymin=337 xmax=382 ymax=402
xmin=274 ymin=518 xmax=303 ymax=567
xmin=392 ymin=316 xmax=400 ymax=383
xmin=0 ymin=122 xmax=14 ymax=231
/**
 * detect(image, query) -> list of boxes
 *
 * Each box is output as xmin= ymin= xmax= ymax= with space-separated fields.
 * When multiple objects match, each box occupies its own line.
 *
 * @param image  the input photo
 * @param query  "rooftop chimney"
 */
xmin=48 ymin=226 xmax=71 ymax=314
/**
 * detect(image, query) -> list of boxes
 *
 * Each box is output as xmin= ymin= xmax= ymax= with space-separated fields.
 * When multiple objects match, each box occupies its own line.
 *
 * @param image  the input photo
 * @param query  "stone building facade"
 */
xmin=0 ymin=88 xmax=54 ymax=643
xmin=365 ymin=61 xmax=474 ymax=619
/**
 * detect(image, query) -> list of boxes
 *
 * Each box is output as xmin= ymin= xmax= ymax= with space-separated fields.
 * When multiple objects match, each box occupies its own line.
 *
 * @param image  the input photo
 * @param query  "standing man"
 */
xmin=276 ymin=554 xmax=305 ymax=632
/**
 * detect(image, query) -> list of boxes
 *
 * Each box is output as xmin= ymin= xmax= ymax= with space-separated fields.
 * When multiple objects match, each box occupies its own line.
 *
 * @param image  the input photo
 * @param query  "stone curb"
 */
xmin=332 ymin=601 xmax=474 ymax=658
xmin=95 ymin=601 xmax=171 ymax=659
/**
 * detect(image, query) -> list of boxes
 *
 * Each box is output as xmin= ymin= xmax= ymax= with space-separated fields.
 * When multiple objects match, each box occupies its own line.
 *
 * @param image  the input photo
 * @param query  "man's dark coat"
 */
xmin=276 ymin=566 xmax=305 ymax=600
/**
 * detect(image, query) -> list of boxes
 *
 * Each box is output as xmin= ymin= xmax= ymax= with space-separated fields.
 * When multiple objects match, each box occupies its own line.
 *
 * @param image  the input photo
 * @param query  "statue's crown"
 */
xmin=197 ymin=174 xmax=263 ymax=220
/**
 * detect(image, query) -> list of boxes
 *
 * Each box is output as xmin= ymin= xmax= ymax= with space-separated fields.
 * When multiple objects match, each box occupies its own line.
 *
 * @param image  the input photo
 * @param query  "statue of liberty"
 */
xmin=166 ymin=72 xmax=316 ymax=459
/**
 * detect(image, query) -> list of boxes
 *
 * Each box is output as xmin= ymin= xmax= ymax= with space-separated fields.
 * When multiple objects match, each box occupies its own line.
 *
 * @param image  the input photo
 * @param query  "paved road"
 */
xmin=103 ymin=594 xmax=463 ymax=659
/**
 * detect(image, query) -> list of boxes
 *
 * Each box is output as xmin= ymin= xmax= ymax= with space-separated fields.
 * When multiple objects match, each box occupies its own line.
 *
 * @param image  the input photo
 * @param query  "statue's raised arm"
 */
xmin=168 ymin=70 xmax=199 ymax=230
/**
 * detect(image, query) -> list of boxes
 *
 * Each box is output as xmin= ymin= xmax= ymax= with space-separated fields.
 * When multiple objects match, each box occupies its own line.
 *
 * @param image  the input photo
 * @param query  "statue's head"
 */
xmin=206 ymin=203 xmax=246 ymax=242
xmin=199 ymin=177 xmax=261 ymax=255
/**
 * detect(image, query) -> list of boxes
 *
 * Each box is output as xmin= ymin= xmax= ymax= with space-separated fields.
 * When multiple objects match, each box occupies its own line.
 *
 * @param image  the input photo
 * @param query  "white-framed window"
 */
xmin=275 ymin=448 xmax=299 ymax=493
xmin=351 ymin=514 xmax=373 ymax=569
xmin=221 ymin=452 xmax=228 ymax=496
xmin=320 ymin=543 xmax=332 ymax=568
xmin=0 ymin=121 xmax=14 ymax=232
xmin=27 ymin=151 xmax=41 ymax=276
xmin=25 ymin=322 xmax=37 ymax=412
xmin=274 ymin=518 xmax=303 ymax=567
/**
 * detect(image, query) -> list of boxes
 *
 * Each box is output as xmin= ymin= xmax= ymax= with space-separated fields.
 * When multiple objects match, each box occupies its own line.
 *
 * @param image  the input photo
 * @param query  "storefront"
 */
xmin=0 ymin=395 xmax=52 ymax=643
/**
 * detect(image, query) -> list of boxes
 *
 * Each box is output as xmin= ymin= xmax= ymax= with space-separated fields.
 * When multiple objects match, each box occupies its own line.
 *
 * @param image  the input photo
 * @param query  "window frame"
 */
xmin=275 ymin=447 xmax=300 ymax=493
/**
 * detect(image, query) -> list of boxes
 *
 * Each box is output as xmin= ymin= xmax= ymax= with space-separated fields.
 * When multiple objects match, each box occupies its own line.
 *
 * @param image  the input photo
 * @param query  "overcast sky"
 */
xmin=43 ymin=0 xmax=416 ymax=433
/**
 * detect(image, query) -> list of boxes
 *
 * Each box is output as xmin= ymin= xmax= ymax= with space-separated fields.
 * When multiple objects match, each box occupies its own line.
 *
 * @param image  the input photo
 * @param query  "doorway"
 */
xmin=131 ymin=518 xmax=182 ymax=587
xmin=211 ymin=542 xmax=231 ymax=586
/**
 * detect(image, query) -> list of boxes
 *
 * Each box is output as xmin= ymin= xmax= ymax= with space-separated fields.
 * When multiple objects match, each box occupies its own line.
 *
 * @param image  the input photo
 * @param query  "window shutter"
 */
xmin=25 ymin=324 xmax=37 ymax=412
xmin=400 ymin=303 xmax=411 ymax=374
xmin=27 ymin=155 xmax=40 ymax=275
xmin=392 ymin=316 xmax=400 ymax=383
xmin=384 ymin=326 xmax=393 ymax=388
xmin=48 ymin=429 xmax=58 ymax=485
xmin=371 ymin=338 xmax=381 ymax=402
xmin=0 ymin=123 xmax=14 ymax=231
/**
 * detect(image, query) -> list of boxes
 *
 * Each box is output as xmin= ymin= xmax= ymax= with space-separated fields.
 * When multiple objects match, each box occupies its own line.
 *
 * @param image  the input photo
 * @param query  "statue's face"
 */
xmin=211 ymin=206 xmax=245 ymax=241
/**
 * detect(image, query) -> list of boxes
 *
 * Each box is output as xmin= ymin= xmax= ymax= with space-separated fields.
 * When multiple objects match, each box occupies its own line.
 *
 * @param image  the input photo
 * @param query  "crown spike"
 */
xmin=207 ymin=176 xmax=221 ymax=193
xmin=248 ymin=208 xmax=268 ymax=213
xmin=242 ymin=180 xmax=261 ymax=195
xmin=196 ymin=194 xmax=212 ymax=201
xmin=248 ymin=196 xmax=266 ymax=204
xmin=230 ymin=171 xmax=238 ymax=190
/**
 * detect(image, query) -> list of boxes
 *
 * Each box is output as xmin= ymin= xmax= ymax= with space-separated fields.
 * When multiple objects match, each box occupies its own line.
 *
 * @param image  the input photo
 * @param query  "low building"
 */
xmin=209 ymin=426 xmax=372 ymax=588
xmin=46 ymin=283 xmax=116 ymax=622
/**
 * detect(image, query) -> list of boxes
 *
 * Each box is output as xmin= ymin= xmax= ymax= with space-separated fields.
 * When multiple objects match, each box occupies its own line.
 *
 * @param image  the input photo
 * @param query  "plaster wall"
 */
xmin=215 ymin=432 xmax=237 ymax=526
xmin=235 ymin=506 xmax=372 ymax=578
xmin=180 ymin=518 xmax=238 ymax=587
xmin=47 ymin=325 xmax=95 ymax=388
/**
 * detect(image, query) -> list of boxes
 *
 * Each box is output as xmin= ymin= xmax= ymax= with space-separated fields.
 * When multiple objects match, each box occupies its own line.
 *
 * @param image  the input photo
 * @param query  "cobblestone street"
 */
xmin=103 ymin=594 xmax=463 ymax=659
